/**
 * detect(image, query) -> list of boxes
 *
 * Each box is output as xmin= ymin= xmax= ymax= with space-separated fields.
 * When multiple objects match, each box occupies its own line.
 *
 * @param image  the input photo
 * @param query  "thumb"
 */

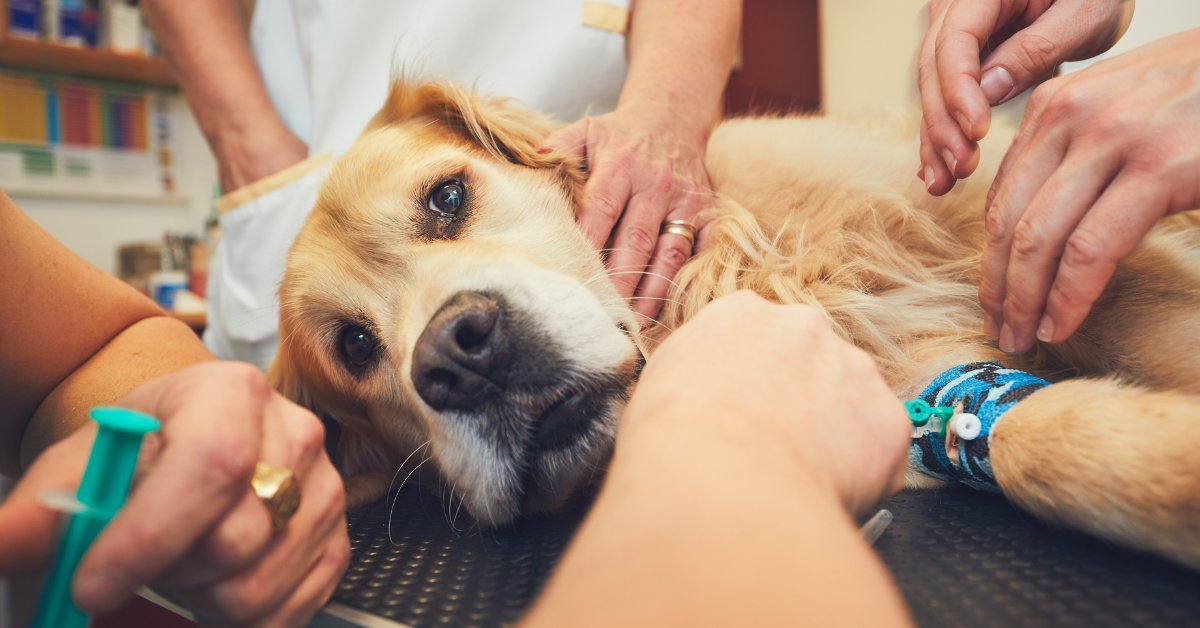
xmin=979 ymin=0 xmax=1132 ymax=105
xmin=539 ymin=119 xmax=590 ymax=159
xmin=0 ymin=493 xmax=61 ymax=573
xmin=0 ymin=429 xmax=92 ymax=573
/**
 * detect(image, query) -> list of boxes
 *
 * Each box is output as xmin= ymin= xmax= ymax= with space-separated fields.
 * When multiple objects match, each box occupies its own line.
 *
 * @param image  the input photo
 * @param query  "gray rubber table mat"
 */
xmin=334 ymin=486 xmax=1200 ymax=627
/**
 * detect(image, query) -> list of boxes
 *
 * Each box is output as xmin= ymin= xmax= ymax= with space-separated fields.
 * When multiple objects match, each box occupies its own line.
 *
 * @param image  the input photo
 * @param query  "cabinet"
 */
xmin=0 ymin=0 xmax=176 ymax=86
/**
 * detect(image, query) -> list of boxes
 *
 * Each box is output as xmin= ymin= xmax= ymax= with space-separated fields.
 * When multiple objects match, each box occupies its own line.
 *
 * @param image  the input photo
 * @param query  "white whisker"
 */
xmin=386 ymin=439 xmax=432 ymax=545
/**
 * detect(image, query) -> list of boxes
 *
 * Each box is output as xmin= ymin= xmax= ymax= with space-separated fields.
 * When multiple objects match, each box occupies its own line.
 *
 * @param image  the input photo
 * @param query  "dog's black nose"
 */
xmin=412 ymin=291 xmax=510 ymax=411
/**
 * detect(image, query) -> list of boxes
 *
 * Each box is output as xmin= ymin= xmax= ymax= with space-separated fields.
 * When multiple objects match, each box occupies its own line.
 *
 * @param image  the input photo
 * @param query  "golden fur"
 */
xmin=272 ymin=80 xmax=1200 ymax=567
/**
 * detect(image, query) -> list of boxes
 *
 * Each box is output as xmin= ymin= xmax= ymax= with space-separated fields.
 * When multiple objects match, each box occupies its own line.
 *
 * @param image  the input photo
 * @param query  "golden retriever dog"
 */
xmin=270 ymin=80 xmax=1200 ymax=569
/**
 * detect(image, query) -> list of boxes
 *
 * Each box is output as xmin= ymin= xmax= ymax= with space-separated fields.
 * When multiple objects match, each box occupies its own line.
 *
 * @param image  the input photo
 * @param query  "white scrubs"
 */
xmin=207 ymin=0 xmax=631 ymax=368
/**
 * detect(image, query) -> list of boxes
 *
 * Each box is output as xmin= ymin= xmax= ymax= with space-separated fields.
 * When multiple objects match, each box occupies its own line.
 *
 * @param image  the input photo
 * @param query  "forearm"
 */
xmin=622 ymin=0 xmax=741 ymax=136
xmin=523 ymin=416 xmax=912 ymax=627
xmin=21 ymin=316 xmax=214 ymax=469
xmin=142 ymin=0 xmax=304 ymax=190
xmin=0 ymin=192 xmax=215 ymax=474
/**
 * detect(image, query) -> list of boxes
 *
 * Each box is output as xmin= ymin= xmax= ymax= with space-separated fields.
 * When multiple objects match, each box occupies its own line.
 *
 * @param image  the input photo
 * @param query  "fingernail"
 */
xmin=923 ymin=166 xmax=935 ymax=192
xmin=1036 ymin=316 xmax=1055 ymax=343
xmin=980 ymin=66 xmax=1015 ymax=105
xmin=983 ymin=312 xmax=999 ymax=339
xmin=74 ymin=569 xmax=128 ymax=613
xmin=999 ymin=323 xmax=1016 ymax=354
xmin=941 ymin=149 xmax=958 ymax=176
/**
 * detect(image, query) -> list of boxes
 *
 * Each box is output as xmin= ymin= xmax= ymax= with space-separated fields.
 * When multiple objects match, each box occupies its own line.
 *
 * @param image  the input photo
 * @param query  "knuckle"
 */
xmin=650 ymin=168 xmax=675 ymax=196
xmin=917 ymin=56 xmax=934 ymax=84
xmin=316 ymin=468 xmax=348 ymax=518
xmin=621 ymin=223 xmax=658 ymax=256
xmin=1002 ymin=291 xmax=1037 ymax=322
xmin=199 ymin=437 xmax=258 ymax=490
xmin=1047 ymin=278 xmax=1093 ymax=313
xmin=1009 ymin=219 xmax=1046 ymax=261
xmin=290 ymin=411 xmax=327 ymax=459
xmin=983 ymin=204 xmax=1011 ymax=248
xmin=1013 ymin=34 xmax=1059 ymax=76
xmin=930 ymin=30 xmax=958 ymax=65
xmin=1063 ymin=228 xmax=1107 ymax=268
xmin=1127 ymin=143 xmax=1172 ymax=174
xmin=225 ymin=362 xmax=273 ymax=402
xmin=1043 ymin=86 xmax=1084 ymax=123
xmin=655 ymin=241 xmax=692 ymax=271
xmin=978 ymin=280 xmax=1002 ymax=311
xmin=1026 ymin=80 xmax=1058 ymax=117
xmin=1093 ymin=109 xmax=1137 ymax=139
xmin=791 ymin=305 xmax=828 ymax=332
xmin=921 ymin=112 xmax=942 ymax=137
xmin=584 ymin=191 xmax=624 ymax=223
xmin=330 ymin=479 xmax=348 ymax=516
xmin=206 ymin=520 xmax=270 ymax=570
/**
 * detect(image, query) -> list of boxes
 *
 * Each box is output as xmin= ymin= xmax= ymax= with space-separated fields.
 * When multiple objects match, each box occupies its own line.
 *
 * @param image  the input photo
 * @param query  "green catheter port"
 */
xmin=904 ymin=398 xmax=954 ymax=429
xmin=31 ymin=407 xmax=159 ymax=628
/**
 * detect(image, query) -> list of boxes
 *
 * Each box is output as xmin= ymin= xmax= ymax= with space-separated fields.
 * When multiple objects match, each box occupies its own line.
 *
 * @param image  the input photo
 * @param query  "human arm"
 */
xmin=142 ymin=0 xmax=306 ymax=192
xmin=0 ymin=194 xmax=348 ymax=624
xmin=0 ymin=192 xmax=212 ymax=473
xmin=523 ymin=292 xmax=912 ymax=626
xmin=979 ymin=28 xmax=1200 ymax=353
xmin=541 ymin=0 xmax=740 ymax=322
xmin=917 ymin=0 xmax=1134 ymax=195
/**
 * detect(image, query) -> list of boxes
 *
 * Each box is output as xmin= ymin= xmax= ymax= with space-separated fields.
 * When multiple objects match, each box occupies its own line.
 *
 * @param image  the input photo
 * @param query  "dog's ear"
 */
xmin=369 ymin=80 xmax=587 ymax=201
xmin=267 ymin=342 xmax=309 ymax=410
xmin=267 ymin=342 xmax=345 ymax=465
xmin=269 ymin=333 xmax=397 ymax=475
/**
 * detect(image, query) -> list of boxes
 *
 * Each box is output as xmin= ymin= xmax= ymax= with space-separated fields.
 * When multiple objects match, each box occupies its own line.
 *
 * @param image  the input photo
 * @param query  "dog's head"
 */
xmin=270 ymin=81 xmax=643 ymax=526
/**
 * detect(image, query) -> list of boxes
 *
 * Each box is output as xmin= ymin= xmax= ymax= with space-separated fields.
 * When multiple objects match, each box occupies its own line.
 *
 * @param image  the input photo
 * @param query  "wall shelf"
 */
xmin=0 ymin=0 xmax=176 ymax=86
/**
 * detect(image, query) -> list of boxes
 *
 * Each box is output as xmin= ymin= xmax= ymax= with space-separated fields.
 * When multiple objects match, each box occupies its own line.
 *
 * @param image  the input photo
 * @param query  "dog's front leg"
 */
xmin=991 ymin=378 xmax=1200 ymax=569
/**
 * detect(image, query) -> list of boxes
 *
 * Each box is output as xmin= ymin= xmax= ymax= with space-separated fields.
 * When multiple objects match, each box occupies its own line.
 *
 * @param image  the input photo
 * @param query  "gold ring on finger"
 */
xmin=659 ymin=219 xmax=697 ymax=245
xmin=251 ymin=461 xmax=301 ymax=531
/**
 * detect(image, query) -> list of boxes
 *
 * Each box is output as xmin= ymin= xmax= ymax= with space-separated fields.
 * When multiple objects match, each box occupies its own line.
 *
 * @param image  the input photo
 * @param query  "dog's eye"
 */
xmin=338 ymin=325 xmax=379 ymax=373
xmin=427 ymin=180 xmax=466 ymax=217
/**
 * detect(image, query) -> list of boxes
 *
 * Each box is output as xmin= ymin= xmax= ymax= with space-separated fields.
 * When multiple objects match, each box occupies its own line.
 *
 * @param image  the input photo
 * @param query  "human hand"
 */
xmin=918 ymin=0 xmax=1134 ymax=195
xmin=0 ymin=362 xmax=349 ymax=626
xmin=541 ymin=102 xmax=714 ymax=323
xmin=980 ymin=28 xmax=1200 ymax=353
xmin=624 ymin=291 xmax=910 ymax=517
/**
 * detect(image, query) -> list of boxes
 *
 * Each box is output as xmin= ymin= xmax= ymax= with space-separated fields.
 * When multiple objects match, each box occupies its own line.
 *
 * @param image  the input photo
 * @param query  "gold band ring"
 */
xmin=659 ymin=219 xmax=697 ymax=245
xmin=251 ymin=461 xmax=301 ymax=530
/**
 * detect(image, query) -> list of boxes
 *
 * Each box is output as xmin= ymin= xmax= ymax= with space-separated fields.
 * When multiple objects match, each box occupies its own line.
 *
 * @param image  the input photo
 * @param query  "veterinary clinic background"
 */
xmin=2 ymin=0 xmax=1200 ymax=626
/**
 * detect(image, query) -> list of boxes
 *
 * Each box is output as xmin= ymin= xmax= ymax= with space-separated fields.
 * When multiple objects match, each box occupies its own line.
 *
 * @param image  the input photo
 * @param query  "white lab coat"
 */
xmin=206 ymin=0 xmax=631 ymax=368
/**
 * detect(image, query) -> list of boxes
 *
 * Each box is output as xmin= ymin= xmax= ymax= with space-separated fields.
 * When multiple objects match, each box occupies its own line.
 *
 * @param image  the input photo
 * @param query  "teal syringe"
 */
xmin=31 ymin=407 xmax=159 ymax=628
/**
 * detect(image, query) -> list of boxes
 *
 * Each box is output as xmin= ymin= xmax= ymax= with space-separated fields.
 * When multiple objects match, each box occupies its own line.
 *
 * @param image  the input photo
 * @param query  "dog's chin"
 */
xmin=521 ymin=405 xmax=620 ymax=515
xmin=443 ymin=383 xmax=626 ymax=528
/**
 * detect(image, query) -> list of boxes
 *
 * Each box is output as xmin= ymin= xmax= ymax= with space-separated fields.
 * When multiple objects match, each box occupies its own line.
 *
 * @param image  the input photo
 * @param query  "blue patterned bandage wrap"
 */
xmin=908 ymin=361 xmax=1050 ymax=492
